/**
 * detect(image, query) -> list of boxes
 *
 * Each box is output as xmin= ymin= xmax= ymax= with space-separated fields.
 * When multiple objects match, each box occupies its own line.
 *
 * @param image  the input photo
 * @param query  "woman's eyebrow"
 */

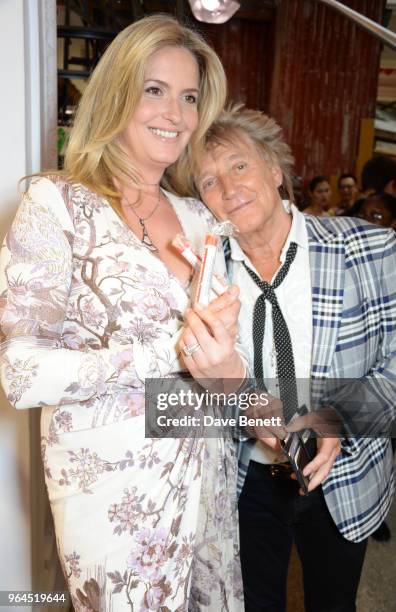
xmin=144 ymin=78 xmax=199 ymax=93
xmin=144 ymin=78 xmax=168 ymax=87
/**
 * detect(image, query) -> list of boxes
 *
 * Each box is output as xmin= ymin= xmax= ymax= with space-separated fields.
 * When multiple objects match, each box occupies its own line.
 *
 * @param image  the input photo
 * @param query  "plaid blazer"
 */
xmin=231 ymin=215 xmax=396 ymax=543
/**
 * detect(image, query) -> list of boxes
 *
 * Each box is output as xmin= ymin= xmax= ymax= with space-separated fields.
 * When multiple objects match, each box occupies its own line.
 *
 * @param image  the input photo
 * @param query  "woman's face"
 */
xmin=119 ymin=45 xmax=200 ymax=178
xmin=310 ymin=181 xmax=332 ymax=208
xmin=360 ymin=199 xmax=394 ymax=227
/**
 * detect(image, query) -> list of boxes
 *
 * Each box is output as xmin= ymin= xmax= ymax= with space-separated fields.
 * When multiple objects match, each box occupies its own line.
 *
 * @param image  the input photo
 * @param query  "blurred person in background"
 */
xmin=361 ymin=155 xmax=396 ymax=197
xmin=330 ymin=173 xmax=358 ymax=216
xmin=358 ymin=192 xmax=396 ymax=230
xmin=347 ymin=155 xmax=396 ymax=218
xmin=291 ymin=174 xmax=307 ymax=210
xmin=304 ymin=175 xmax=332 ymax=216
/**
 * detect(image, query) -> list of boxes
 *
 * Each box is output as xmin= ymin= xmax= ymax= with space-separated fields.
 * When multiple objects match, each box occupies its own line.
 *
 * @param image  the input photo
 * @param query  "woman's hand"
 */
xmin=180 ymin=285 xmax=245 ymax=386
xmin=205 ymin=285 xmax=240 ymax=339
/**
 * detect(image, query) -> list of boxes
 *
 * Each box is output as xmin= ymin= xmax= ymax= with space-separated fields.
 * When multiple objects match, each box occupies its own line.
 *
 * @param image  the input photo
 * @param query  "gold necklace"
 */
xmin=124 ymin=189 xmax=161 ymax=252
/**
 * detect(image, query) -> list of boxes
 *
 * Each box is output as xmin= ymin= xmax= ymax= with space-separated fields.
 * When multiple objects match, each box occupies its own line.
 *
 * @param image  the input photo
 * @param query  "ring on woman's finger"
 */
xmin=182 ymin=342 xmax=201 ymax=357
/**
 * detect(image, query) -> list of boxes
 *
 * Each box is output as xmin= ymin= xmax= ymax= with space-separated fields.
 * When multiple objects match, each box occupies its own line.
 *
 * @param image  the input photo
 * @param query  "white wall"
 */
xmin=0 ymin=0 xmax=48 ymax=602
xmin=0 ymin=0 xmax=32 ymax=595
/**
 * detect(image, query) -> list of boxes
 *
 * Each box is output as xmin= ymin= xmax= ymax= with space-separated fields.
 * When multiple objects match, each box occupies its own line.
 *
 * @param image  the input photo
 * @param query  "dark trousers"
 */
xmin=239 ymin=461 xmax=367 ymax=612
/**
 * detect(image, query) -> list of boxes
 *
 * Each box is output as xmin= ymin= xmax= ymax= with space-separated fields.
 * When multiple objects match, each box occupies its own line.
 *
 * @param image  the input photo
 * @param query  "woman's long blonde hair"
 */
xmin=64 ymin=14 xmax=227 ymax=211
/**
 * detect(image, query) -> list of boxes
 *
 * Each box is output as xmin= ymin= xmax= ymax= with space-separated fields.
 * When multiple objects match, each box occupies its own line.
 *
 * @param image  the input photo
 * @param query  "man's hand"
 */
xmin=293 ymin=437 xmax=341 ymax=495
xmin=286 ymin=406 xmax=341 ymax=437
xmin=243 ymin=393 xmax=287 ymax=450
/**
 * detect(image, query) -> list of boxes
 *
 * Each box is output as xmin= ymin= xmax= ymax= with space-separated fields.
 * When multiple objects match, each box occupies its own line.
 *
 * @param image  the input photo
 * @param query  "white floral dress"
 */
xmin=0 ymin=177 xmax=244 ymax=611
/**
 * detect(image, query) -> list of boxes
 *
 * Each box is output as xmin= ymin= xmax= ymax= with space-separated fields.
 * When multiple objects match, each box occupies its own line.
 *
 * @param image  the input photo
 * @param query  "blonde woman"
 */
xmin=0 ymin=16 xmax=246 ymax=611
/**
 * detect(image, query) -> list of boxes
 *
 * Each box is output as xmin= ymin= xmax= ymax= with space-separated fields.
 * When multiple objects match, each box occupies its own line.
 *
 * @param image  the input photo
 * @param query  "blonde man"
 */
xmin=177 ymin=105 xmax=396 ymax=612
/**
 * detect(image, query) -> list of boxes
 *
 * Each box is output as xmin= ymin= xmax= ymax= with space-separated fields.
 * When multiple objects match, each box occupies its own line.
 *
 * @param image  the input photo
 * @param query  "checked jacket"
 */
xmin=229 ymin=214 xmax=396 ymax=543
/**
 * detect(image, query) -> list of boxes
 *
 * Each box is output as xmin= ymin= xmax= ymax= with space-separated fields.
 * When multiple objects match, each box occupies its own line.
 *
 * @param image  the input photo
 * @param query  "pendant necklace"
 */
xmin=124 ymin=189 xmax=161 ymax=252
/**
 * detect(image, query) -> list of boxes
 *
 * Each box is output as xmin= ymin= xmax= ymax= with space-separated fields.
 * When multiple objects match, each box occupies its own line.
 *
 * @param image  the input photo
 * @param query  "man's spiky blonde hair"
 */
xmin=174 ymin=103 xmax=295 ymax=202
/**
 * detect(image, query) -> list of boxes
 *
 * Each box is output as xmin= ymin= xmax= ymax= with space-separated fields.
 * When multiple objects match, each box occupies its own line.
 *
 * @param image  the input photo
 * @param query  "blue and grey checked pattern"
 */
xmin=228 ymin=215 xmax=396 ymax=543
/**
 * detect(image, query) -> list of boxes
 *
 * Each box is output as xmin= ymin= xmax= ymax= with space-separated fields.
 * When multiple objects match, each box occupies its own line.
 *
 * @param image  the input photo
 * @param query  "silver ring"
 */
xmin=182 ymin=342 xmax=201 ymax=357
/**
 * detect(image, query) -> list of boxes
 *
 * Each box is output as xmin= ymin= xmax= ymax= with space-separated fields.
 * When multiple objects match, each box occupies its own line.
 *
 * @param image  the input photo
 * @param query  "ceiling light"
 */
xmin=188 ymin=0 xmax=240 ymax=24
xmin=202 ymin=0 xmax=221 ymax=9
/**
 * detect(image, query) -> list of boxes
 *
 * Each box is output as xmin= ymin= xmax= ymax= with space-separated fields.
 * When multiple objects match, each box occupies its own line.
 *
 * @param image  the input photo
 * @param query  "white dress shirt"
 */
xmin=229 ymin=202 xmax=313 ymax=463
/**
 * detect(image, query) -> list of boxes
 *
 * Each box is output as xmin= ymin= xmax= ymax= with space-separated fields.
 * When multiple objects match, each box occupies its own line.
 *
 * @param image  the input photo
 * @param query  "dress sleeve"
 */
xmin=0 ymin=178 xmax=183 ymax=409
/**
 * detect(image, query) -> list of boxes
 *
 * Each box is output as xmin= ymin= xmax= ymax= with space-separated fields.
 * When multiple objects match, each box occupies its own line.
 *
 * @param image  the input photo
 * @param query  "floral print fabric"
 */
xmin=0 ymin=177 xmax=244 ymax=611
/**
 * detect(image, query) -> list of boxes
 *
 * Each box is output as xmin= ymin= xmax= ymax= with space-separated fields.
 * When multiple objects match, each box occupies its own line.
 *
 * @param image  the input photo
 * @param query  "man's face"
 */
xmin=196 ymin=136 xmax=284 ymax=238
xmin=338 ymin=177 xmax=358 ymax=205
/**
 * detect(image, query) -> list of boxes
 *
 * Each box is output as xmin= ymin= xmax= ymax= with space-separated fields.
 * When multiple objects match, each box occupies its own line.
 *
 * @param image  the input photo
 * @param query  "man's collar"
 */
xmin=283 ymin=200 xmax=307 ymax=251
